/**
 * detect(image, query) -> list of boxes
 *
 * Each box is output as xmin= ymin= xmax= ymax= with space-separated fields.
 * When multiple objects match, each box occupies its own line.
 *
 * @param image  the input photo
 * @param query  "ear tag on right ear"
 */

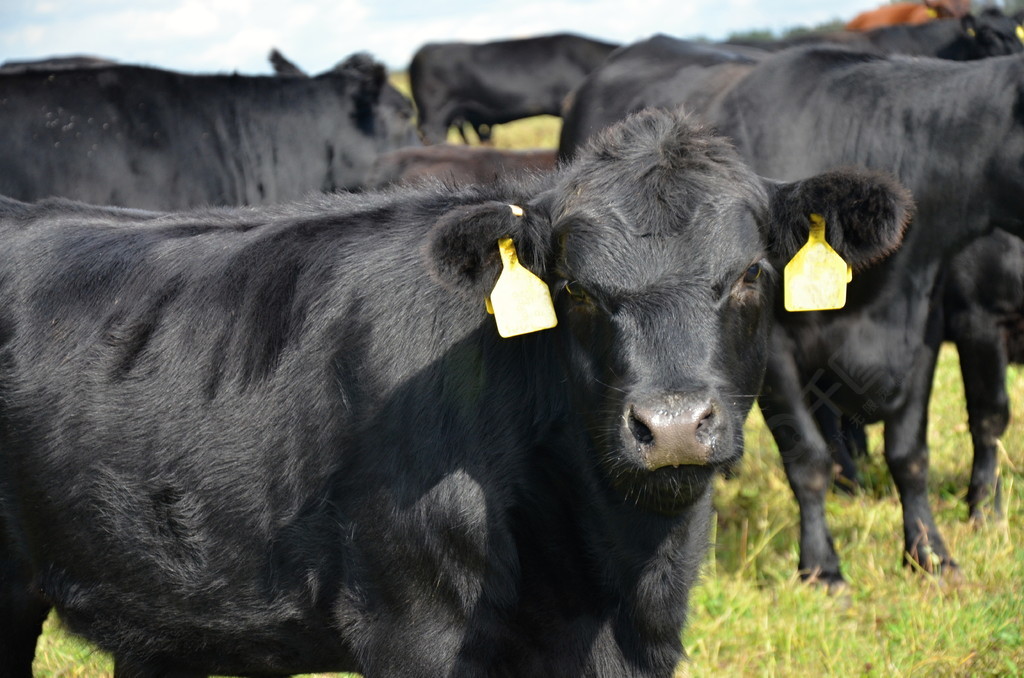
xmin=487 ymin=237 xmax=557 ymax=338
xmin=784 ymin=214 xmax=852 ymax=312
xmin=1016 ymin=25 xmax=1024 ymax=44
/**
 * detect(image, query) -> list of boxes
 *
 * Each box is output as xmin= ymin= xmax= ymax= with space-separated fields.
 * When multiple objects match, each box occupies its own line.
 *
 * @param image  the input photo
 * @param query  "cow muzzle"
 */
xmin=625 ymin=392 xmax=727 ymax=469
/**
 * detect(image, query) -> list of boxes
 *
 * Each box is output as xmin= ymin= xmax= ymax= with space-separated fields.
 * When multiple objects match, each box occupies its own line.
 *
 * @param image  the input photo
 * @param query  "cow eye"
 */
xmin=742 ymin=263 xmax=762 ymax=284
xmin=563 ymin=280 xmax=590 ymax=304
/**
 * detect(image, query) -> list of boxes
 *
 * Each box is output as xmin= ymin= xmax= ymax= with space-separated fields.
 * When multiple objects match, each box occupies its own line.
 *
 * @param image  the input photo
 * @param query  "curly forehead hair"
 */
xmin=560 ymin=108 xmax=768 ymax=231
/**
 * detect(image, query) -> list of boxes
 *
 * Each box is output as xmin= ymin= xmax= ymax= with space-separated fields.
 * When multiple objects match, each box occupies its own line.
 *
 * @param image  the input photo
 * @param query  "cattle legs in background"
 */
xmin=759 ymin=327 xmax=957 ymax=585
xmin=951 ymin=316 xmax=1010 ymax=522
xmin=877 ymin=338 xmax=956 ymax=574
xmin=758 ymin=332 xmax=845 ymax=587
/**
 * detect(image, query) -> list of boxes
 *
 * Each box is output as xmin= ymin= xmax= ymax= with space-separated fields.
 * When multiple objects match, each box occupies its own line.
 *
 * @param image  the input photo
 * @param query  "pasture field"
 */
xmin=30 ymin=112 xmax=1024 ymax=676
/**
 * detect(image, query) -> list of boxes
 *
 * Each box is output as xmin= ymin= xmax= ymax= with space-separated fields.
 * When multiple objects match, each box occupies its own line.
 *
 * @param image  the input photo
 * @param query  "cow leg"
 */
xmin=815 ymin=407 xmax=861 ymax=494
xmin=0 ymin=534 xmax=50 ymax=677
xmin=956 ymin=325 xmax=1008 ymax=522
xmin=759 ymin=337 xmax=845 ymax=586
xmin=842 ymin=415 xmax=869 ymax=459
xmin=882 ymin=346 xmax=956 ymax=575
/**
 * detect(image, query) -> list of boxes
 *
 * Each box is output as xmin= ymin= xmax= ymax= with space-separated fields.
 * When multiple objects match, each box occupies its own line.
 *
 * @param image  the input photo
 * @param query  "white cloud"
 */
xmin=162 ymin=2 xmax=222 ymax=38
xmin=1 ymin=0 xmax=892 ymax=74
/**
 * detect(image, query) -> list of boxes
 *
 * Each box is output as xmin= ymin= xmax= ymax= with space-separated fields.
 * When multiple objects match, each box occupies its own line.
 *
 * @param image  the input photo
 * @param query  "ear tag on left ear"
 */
xmin=487 ymin=237 xmax=557 ymax=338
xmin=1016 ymin=25 xmax=1024 ymax=44
xmin=784 ymin=214 xmax=852 ymax=312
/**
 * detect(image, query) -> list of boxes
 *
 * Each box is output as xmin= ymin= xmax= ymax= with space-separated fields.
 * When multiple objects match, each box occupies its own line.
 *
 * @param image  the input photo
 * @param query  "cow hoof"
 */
xmin=832 ymin=475 xmax=862 ymax=496
xmin=800 ymin=568 xmax=847 ymax=593
xmin=904 ymin=547 xmax=960 ymax=580
xmin=968 ymin=505 xmax=1004 ymax=527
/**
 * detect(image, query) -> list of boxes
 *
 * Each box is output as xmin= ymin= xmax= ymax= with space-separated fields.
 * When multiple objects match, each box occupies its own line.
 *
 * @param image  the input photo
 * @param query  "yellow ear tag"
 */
xmin=487 ymin=236 xmax=557 ymax=338
xmin=926 ymin=7 xmax=939 ymax=18
xmin=967 ymin=27 xmax=977 ymax=38
xmin=784 ymin=214 xmax=852 ymax=312
xmin=1016 ymin=25 xmax=1024 ymax=44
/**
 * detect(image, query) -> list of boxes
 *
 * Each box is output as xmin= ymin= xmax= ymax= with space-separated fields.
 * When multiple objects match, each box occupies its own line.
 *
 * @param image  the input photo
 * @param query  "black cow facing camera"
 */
xmin=0 ymin=109 xmax=909 ymax=677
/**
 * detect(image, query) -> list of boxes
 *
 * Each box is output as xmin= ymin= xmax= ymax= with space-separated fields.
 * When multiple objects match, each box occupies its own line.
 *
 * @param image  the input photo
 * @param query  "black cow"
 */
xmin=409 ymin=32 xmax=619 ymax=145
xmin=698 ymin=47 xmax=1024 ymax=585
xmin=727 ymin=9 xmax=1024 ymax=61
xmin=0 ymin=53 xmax=418 ymax=209
xmin=364 ymin=144 xmax=557 ymax=189
xmin=558 ymin=33 xmax=1024 ymax=564
xmin=0 ymin=109 xmax=910 ymax=677
xmin=559 ymin=15 xmax=1024 ymax=161
xmin=0 ymin=54 xmax=118 ymax=74
xmin=558 ymin=37 xmax=761 ymax=163
xmin=834 ymin=230 xmax=1024 ymax=515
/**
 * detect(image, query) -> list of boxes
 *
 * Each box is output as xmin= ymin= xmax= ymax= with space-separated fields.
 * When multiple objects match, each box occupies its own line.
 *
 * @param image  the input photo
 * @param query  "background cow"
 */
xmin=0 ymin=54 xmax=118 ymax=74
xmin=846 ymin=0 xmax=972 ymax=30
xmin=706 ymin=47 xmax=1024 ymax=585
xmin=559 ymin=17 xmax=1024 ymax=159
xmin=834 ymin=230 xmax=1024 ymax=516
xmin=0 ymin=109 xmax=910 ymax=677
xmin=364 ymin=145 xmax=556 ymax=188
xmin=720 ymin=9 xmax=1024 ymax=64
xmin=559 ymin=37 xmax=1024 ymax=585
xmin=409 ymin=32 xmax=618 ymax=144
xmin=0 ymin=53 xmax=419 ymax=209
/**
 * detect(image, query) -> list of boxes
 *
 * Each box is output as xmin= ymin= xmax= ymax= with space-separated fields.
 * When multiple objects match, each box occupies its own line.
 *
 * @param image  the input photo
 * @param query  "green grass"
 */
xmin=687 ymin=345 xmax=1024 ymax=677
xmin=30 ymin=115 xmax=1024 ymax=677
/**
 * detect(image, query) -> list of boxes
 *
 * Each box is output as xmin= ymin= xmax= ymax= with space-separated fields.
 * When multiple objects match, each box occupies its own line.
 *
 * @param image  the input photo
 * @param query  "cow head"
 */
xmin=428 ymin=109 xmax=910 ymax=514
xmin=952 ymin=9 xmax=1024 ymax=60
xmin=324 ymin=53 xmax=419 ymax=153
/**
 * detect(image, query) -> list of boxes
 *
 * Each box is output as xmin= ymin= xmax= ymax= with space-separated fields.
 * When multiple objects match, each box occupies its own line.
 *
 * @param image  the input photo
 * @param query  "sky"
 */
xmin=1 ymin=0 xmax=919 ymax=76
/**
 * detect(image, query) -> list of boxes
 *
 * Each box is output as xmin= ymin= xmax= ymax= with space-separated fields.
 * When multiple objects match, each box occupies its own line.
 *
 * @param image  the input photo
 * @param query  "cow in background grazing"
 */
xmin=0 ymin=53 xmax=418 ymax=209
xmin=0 ymin=109 xmax=911 ymax=677
xmin=409 ymin=33 xmax=618 ymax=145
xmin=847 ymin=0 xmax=972 ymax=30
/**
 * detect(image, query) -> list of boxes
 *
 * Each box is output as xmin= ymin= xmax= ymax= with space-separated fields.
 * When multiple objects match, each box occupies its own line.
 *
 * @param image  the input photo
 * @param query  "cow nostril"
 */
xmin=628 ymin=407 xmax=654 ymax=446
xmin=696 ymin=405 xmax=715 ymax=432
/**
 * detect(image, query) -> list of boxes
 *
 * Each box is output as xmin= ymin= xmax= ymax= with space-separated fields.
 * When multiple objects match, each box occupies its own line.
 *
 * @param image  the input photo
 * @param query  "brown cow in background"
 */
xmin=847 ymin=0 xmax=972 ymax=30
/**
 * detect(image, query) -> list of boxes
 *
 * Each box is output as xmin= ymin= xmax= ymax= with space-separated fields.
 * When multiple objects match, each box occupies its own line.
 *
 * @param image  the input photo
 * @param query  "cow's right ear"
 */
xmin=426 ymin=201 xmax=553 ymax=299
xmin=764 ymin=167 xmax=914 ymax=271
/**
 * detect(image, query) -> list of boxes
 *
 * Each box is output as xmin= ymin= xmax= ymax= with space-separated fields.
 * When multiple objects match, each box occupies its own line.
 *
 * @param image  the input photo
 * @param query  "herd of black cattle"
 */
xmin=0 ymin=6 xmax=1022 ymax=678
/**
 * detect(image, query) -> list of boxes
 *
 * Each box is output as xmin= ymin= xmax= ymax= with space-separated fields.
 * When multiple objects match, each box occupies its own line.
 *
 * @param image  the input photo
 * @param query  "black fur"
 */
xmin=0 ymin=54 xmax=418 ymax=209
xmin=0 ymin=109 xmax=910 ymax=677
xmin=410 ymin=33 xmax=619 ymax=144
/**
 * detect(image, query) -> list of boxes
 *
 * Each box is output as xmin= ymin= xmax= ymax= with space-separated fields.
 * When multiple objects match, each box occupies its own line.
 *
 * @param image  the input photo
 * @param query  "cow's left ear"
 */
xmin=330 ymin=52 xmax=389 ymax=132
xmin=765 ymin=167 xmax=914 ymax=271
xmin=426 ymin=200 xmax=553 ymax=299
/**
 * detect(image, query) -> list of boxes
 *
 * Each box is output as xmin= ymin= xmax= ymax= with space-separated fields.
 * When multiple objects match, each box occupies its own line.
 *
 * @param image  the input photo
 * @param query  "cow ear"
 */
xmin=765 ymin=167 xmax=913 ymax=271
xmin=960 ymin=14 xmax=978 ymax=37
xmin=331 ymin=52 xmax=389 ymax=132
xmin=426 ymin=200 xmax=553 ymax=299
